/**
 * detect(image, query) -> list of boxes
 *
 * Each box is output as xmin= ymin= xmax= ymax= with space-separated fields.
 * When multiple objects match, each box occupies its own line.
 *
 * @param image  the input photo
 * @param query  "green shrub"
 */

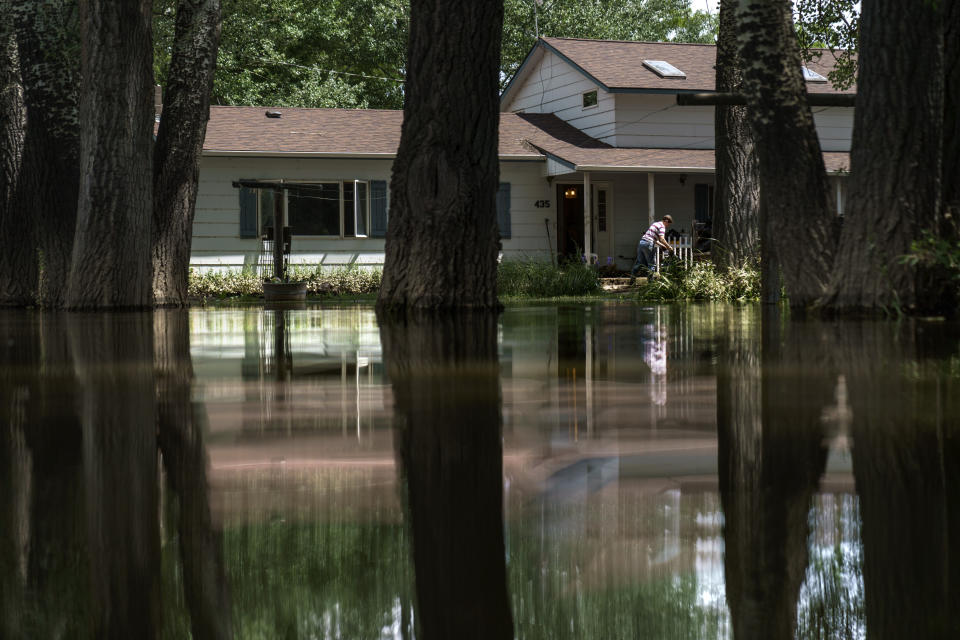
xmin=497 ymin=259 xmax=601 ymax=297
xmin=638 ymin=260 xmax=761 ymax=302
xmin=188 ymin=266 xmax=382 ymax=299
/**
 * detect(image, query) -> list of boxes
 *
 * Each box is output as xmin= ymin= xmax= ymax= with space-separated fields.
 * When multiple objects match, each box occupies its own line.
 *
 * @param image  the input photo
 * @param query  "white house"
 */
xmin=190 ymin=37 xmax=855 ymax=273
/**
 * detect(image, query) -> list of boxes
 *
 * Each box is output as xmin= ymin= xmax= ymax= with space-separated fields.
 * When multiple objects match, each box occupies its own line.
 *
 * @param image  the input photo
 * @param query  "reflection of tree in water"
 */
xmin=717 ymin=307 xmax=834 ymax=639
xmin=843 ymin=321 xmax=960 ymax=639
xmin=0 ymin=311 xmax=231 ymax=638
xmin=379 ymin=310 xmax=514 ymax=640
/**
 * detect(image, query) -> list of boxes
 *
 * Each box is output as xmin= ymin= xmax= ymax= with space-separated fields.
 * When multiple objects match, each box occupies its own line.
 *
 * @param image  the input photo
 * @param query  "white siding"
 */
xmin=612 ymin=94 xmax=715 ymax=149
xmin=812 ymin=107 xmax=854 ymax=152
xmin=192 ymin=156 xmax=553 ymax=270
xmin=504 ymin=51 xmax=617 ymax=144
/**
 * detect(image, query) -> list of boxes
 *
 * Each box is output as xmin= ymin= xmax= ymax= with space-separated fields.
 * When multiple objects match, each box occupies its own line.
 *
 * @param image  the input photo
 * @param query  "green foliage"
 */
xmin=638 ymin=260 xmax=760 ymax=302
xmin=902 ymin=231 xmax=960 ymax=285
xmin=153 ymin=0 xmax=408 ymax=109
xmin=793 ymin=0 xmax=859 ymax=90
xmin=498 ymin=259 xmax=602 ymax=298
xmin=154 ymin=0 xmax=716 ymax=110
xmin=502 ymin=0 xmax=717 ymax=89
xmin=187 ymin=266 xmax=382 ymax=299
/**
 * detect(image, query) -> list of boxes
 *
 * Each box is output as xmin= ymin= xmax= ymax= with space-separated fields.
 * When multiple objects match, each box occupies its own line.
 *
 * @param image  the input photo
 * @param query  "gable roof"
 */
xmin=201 ymin=106 xmax=850 ymax=174
xmin=501 ymin=37 xmax=854 ymax=107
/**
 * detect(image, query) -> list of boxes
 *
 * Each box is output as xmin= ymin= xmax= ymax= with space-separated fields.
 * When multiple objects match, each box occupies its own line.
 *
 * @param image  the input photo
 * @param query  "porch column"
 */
xmin=583 ymin=171 xmax=592 ymax=260
xmin=836 ymin=178 xmax=844 ymax=216
xmin=647 ymin=173 xmax=656 ymax=226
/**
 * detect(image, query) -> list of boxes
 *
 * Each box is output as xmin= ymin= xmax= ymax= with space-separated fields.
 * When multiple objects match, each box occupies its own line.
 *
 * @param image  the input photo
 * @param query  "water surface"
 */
xmin=1 ymin=302 xmax=958 ymax=639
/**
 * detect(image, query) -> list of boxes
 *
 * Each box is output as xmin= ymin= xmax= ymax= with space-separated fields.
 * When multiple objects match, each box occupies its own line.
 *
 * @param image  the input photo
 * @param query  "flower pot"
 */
xmin=263 ymin=281 xmax=307 ymax=302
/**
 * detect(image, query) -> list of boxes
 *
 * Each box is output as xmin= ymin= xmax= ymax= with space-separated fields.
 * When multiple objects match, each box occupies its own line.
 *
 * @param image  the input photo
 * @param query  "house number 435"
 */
xmin=534 ymin=199 xmax=551 ymax=208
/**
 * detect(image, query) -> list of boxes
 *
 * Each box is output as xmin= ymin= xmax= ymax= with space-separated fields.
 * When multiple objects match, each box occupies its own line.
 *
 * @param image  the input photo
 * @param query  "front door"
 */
xmin=557 ymin=183 xmax=584 ymax=259
xmin=592 ymin=183 xmax=613 ymax=264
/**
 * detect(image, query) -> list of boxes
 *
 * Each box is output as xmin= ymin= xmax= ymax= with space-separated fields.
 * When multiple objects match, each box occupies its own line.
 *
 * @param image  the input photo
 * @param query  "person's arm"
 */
xmin=656 ymin=235 xmax=674 ymax=253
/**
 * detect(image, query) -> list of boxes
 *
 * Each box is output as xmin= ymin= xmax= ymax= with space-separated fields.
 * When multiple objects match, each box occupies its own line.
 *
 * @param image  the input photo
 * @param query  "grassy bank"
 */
xmin=637 ymin=260 xmax=761 ymax=302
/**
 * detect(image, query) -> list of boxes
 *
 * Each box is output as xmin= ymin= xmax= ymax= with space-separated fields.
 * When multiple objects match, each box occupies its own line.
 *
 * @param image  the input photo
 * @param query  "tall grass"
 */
xmin=188 ymin=265 xmax=381 ymax=299
xmin=638 ymin=259 xmax=761 ymax=302
xmin=497 ymin=260 xmax=601 ymax=297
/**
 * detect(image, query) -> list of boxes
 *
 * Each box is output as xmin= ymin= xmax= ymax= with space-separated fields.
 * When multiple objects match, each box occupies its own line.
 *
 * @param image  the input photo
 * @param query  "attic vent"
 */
xmin=265 ymin=110 xmax=282 ymax=118
xmin=642 ymin=60 xmax=686 ymax=78
xmin=802 ymin=67 xmax=828 ymax=82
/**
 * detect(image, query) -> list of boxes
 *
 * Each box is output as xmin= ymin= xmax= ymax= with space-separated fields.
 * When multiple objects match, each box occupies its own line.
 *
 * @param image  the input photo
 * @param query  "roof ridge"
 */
xmin=542 ymin=36 xmax=716 ymax=47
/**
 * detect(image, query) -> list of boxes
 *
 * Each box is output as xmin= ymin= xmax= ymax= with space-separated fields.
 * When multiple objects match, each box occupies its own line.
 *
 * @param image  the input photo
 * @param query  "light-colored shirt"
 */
xmin=641 ymin=221 xmax=666 ymax=245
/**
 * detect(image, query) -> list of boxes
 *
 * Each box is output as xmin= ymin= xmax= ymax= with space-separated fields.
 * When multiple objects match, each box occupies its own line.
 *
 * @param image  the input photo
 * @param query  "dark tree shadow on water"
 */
xmin=378 ymin=310 xmax=514 ymax=640
xmin=717 ymin=307 xmax=834 ymax=639
xmin=0 ymin=311 xmax=232 ymax=639
xmin=841 ymin=320 xmax=960 ymax=639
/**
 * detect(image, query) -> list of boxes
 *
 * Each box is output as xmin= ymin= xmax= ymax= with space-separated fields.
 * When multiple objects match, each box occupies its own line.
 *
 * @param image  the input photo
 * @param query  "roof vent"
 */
xmin=802 ymin=67 xmax=828 ymax=82
xmin=265 ymin=110 xmax=282 ymax=118
xmin=642 ymin=60 xmax=686 ymax=78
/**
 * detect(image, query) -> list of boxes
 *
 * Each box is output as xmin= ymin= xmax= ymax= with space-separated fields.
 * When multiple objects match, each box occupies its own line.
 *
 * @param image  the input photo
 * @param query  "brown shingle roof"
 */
xmin=202 ymin=106 xmax=850 ymax=173
xmin=535 ymin=37 xmax=854 ymax=95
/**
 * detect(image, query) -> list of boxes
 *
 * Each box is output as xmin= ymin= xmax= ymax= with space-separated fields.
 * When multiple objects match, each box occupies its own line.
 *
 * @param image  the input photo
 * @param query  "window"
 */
xmin=253 ymin=180 xmax=372 ymax=237
xmin=597 ymin=189 xmax=607 ymax=232
xmin=582 ymin=89 xmax=598 ymax=109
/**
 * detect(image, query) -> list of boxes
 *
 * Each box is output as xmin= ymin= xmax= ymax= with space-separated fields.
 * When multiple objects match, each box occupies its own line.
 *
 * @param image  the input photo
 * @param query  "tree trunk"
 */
xmin=380 ymin=310 xmax=514 ymax=640
xmin=66 ymin=0 xmax=154 ymax=309
xmin=713 ymin=0 xmax=761 ymax=271
xmin=0 ymin=5 xmax=27 ymax=307
xmin=377 ymin=0 xmax=503 ymax=311
xmin=826 ymin=0 xmax=945 ymax=313
xmin=736 ymin=0 xmax=835 ymax=308
xmin=155 ymin=309 xmax=234 ymax=640
xmin=8 ymin=2 xmax=80 ymax=308
xmin=152 ymin=0 xmax=221 ymax=307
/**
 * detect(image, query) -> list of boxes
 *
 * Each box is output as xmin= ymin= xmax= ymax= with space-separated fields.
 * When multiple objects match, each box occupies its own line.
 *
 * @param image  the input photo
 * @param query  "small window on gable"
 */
xmin=582 ymin=89 xmax=598 ymax=109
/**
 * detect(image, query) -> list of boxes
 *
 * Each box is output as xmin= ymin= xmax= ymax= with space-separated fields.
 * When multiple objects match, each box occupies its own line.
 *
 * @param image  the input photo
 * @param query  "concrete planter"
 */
xmin=263 ymin=281 xmax=307 ymax=302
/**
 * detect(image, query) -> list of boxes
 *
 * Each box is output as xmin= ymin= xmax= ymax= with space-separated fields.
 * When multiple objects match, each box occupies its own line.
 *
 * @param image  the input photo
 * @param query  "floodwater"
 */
xmin=1 ymin=302 xmax=959 ymax=639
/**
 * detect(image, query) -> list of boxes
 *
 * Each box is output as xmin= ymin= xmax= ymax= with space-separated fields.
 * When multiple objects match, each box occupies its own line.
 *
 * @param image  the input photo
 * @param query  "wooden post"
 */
xmin=273 ymin=187 xmax=284 ymax=280
xmin=583 ymin=171 xmax=592 ymax=261
xmin=647 ymin=173 xmax=656 ymax=226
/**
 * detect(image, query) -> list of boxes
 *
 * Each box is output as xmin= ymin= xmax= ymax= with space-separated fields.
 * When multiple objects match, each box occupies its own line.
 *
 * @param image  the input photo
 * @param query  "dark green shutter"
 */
xmin=370 ymin=180 xmax=388 ymax=238
xmin=239 ymin=185 xmax=258 ymax=238
xmin=694 ymin=184 xmax=709 ymax=222
xmin=496 ymin=182 xmax=511 ymax=239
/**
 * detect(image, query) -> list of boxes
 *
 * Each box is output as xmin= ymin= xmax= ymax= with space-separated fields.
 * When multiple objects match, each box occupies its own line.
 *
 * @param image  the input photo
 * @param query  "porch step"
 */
xmin=601 ymin=276 xmax=646 ymax=292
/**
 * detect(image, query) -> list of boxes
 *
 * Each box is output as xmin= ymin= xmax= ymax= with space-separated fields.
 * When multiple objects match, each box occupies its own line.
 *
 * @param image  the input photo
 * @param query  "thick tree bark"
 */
xmin=152 ymin=0 xmax=221 ymax=307
xmin=377 ymin=0 xmax=503 ymax=311
xmin=736 ymin=0 xmax=835 ymax=308
xmin=66 ymin=0 xmax=154 ymax=309
xmin=719 ymin=307 xmax=832 ymax=638
xmin=380 ymin=310 xmax=514 ymax=640
xmin=826 ymin=0 xmax=945 ymax=313
xmin=155 ymin=310 xmax=234 ymax=640
xmin=713 ymin=0 xmax=761 ymax=271
xmin=9 ymin=1 xmax=80 ymax=308
xmin=0 ymin=5 xmax=28 ymax=306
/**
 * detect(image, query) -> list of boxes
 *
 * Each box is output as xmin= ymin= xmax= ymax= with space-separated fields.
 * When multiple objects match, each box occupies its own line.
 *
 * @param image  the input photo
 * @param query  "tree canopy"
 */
xmin=153 ymin=0 xmax=717 ymax=110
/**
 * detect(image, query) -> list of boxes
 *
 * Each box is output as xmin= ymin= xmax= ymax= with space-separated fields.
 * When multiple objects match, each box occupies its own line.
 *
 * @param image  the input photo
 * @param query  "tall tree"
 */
xmin=712 ymin=0 xmax=761 ymax=274
xmin=825 ymin=0 xmax=946 ymax=312
xmin=66 ymin=0 xmax=154 ymax=309
xmin=6 ymin=1 xmax=79 ymax=308
xmin=377 ymin=0 xmax=504 ymax=310
xmin=152 ymin=0 xmax=221 ymax=307
xmin=736 ymin=0 xmax=836 ymax=308
xmin=0 ymin=3 xmax=26 ymax=307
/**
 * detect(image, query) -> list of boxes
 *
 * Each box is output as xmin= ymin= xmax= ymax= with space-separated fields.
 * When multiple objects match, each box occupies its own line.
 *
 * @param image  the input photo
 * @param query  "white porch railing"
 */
xmin=655 ymin=236 xmax=693 ymax=271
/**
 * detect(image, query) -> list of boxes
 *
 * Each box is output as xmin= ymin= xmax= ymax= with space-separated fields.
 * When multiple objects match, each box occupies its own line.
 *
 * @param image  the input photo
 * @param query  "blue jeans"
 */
xmin=631 ymin=241 xmax=656 ymax=276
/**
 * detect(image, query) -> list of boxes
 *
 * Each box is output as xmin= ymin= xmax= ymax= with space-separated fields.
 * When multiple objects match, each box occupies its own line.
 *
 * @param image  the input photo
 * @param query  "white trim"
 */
xmin=576 ymin=164 xmax=714 ymax=173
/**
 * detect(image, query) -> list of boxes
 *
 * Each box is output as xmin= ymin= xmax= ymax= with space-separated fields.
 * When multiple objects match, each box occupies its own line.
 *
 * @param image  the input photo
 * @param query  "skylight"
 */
xmin=643 ymin=60 xmax=686 ymax=79
xmin=802 ymin=66 xmax=828 ymax=82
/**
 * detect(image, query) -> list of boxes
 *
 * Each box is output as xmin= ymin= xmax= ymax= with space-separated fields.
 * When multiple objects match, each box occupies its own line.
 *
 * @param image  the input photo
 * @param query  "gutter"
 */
xmin=204 ymin=150 xmax=545 ymax=161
